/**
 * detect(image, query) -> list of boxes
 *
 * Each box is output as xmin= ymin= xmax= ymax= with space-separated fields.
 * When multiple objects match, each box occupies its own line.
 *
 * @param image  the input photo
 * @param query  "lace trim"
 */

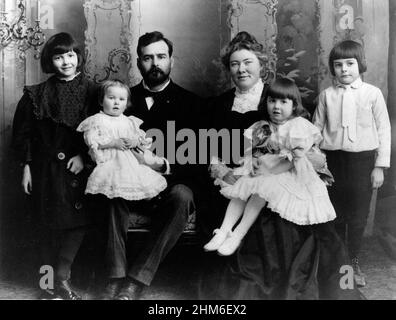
xmin=86 ymin=180 xmax=167 ymax=201
xmin=232 ymin=79 xmax=264 ymax=114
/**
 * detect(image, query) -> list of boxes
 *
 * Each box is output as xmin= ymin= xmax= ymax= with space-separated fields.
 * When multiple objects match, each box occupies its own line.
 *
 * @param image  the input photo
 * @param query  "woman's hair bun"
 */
xmin=230 ymin=31 xmax=258 ymax=46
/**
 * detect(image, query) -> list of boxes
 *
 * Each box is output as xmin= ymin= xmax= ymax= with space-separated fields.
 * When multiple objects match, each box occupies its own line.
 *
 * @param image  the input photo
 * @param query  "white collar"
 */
xmin=56 ymin=71 xmax=81 ymax=82
xmin=335 ymin=77 xmax=363 ymax=89
xmin=142 ymin=79 xmax=171 ymax=93
xmin=232 ymin=79 xmax=264 ymax=114
xmin=99 ymin=110 xmax=124 ymax=119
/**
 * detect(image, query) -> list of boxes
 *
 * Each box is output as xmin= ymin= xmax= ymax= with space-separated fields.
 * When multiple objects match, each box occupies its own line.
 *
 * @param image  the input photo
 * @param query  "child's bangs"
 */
xmin=331 ymin=45 xmax=360 ymax=61
xmin=52 ymin=43 xmax=79 ymax=56
xmin=267 ymin=81 xmax=298 ymax=101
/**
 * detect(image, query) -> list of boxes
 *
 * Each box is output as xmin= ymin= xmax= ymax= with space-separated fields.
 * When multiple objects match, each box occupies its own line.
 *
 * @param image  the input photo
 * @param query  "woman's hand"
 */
xmin=67 ymin=155 xmax=84 ymax=175
xmin=22 ymin=164 xmax=32 ymax=195
xmin=371 ymin=167 xmax=384 ymax=189
xmin=223 ymin=172 xmax=240 ymax=185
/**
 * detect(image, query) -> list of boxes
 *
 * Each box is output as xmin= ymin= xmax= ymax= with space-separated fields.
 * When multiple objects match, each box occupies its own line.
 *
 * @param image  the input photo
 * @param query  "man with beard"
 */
xmin=102 ymin=31 xmax=203 ymax=300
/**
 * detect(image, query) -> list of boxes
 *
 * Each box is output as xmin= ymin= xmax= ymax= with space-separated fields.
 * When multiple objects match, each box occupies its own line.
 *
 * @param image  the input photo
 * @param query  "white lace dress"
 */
xmin=77 ymin=112 xmax=167 ymax=200
xmin=219 ymin=117 xmax=336 ymax=225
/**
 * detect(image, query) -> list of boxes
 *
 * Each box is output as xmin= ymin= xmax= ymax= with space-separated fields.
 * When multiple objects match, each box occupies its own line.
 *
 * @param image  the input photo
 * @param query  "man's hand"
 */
xmin=22 ymin=164 xmax=32 ymax=195
xmin=132 ymin=149 xmax=166 ymax=172
xmin=371 ymin=167 xmax=384 ymax=189
xmin=67 ymin=155 xmax=84 ymax=175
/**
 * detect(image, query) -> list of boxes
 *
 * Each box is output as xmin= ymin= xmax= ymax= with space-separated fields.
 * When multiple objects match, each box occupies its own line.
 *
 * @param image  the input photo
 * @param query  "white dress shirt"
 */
xmin=141 ymin=79 xmax=172 ymax=174
xmin=142 ymin=79 xmax=171 ymax=110
xmin=313 ymin=77 xmax=391 ymax=168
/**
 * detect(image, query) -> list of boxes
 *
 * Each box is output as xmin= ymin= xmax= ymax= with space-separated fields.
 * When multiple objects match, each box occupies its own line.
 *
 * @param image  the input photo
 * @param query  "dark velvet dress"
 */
xmin=198 ymin=86 xmax=363 ymax=300
xmin=199 ymin=87 xmax=268 ymax=235
xmin=12 ymin=74 xmax=97 ymax=230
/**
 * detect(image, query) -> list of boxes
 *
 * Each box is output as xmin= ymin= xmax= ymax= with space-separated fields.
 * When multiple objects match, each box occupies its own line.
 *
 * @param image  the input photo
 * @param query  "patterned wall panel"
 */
xmin=275 ymin=0 xmax=320 ymax=114
xmin=84 ymin=0 xmax=134 ymax=85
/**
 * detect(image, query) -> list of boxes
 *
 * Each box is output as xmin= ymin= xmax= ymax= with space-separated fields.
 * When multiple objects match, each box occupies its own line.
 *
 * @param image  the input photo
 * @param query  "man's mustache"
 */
xmin=149 ymin=67 xmax=164 ymax=75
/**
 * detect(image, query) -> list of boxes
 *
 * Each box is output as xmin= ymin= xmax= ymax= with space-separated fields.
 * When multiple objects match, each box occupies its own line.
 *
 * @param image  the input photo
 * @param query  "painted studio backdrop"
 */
xmin=0 ymin=0 xmax=395 ymax=270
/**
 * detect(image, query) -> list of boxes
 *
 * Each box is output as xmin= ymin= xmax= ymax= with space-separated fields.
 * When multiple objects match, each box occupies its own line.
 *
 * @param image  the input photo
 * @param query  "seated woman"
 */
xmin=198 ymin=31 xmax=363 ymax=300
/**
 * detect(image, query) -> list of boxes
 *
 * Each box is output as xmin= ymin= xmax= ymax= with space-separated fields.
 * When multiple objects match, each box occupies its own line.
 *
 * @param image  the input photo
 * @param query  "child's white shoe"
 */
xmin=217 ymin=232 xmax=242 ymax=256
xmin=203 ymin=229 xmax=228 ymax=252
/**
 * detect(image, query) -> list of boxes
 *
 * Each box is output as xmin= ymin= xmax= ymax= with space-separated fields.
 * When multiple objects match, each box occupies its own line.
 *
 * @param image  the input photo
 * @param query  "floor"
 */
xmin=0 ymin=236 xmax=395 ymax=300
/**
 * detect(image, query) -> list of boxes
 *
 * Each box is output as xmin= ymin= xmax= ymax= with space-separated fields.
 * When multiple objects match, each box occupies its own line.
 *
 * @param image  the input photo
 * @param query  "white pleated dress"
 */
xmin=219 ymin=117 xmax=336 ymax=225
xmin=77 ymin=112 xmax=167 ymax=201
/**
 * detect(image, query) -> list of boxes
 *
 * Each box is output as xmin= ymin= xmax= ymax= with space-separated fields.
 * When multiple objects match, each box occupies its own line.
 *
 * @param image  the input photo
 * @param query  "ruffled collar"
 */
xmin=232 ymin=79 xmax=264 ymax=114
xmin=99 ymin=111 xmax=126 ymax=121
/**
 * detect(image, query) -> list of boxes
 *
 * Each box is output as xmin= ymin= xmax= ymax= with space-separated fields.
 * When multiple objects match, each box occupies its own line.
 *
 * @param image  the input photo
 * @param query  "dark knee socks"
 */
xmin=56 ymin=227 xmax=86 ymax=281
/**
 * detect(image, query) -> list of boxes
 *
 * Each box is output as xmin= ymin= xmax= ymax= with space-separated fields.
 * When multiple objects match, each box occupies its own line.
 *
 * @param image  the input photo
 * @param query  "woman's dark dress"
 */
xmin=199 ymin=87 xmax=267 ymax=235
xmin=199 ymin=86 xmax=363 ymax=300
xmin=12 ymin=74 xmax=97 ymax=230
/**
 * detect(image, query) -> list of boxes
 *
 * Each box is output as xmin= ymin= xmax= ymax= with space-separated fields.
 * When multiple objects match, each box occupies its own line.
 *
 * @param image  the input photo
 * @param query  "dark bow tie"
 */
xmin=142 ymin=88 xmax=162 ymax=98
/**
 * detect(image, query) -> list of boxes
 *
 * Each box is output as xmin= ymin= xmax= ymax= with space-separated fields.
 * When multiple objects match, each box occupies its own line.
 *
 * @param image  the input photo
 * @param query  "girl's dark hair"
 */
xmin=328 ymin=40 xmax=367 ymax=76
xmin=98 ymin=79 xmax=132 ymax=108
xmin=40 ymin=32 xmax=84 ymax=74
xmin=221 ymin=31 xmax=267 ymax=73
xmin=263 ymin=77 xmax=309 ymax=119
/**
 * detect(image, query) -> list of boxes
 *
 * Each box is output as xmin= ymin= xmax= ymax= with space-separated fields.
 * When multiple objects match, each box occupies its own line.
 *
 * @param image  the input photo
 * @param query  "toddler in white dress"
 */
xmin=77 ymin=80 xmax=167 ymax=201
xmin=204 ymin=78 xmax=336 ymax=256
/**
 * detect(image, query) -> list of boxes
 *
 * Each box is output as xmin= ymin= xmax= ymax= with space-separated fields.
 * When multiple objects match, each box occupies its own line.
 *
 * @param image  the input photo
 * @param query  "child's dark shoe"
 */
xmin=100 ymin=278 xmax=123 ymax=300
xmin=38 ymin=288 xmax=60 ymax=300
xmin=54 ymin=280 xmax=82 ymax=300
xmin=115 ymin=278 xmax=143 ymax=300
xmin=351 ymin=257 xmax=367 ymax=287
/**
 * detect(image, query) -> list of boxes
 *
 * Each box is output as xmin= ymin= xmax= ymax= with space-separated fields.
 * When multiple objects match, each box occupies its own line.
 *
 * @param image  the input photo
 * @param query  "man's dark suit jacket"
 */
xmin=126 ymin=80 xmax=205 ymax=197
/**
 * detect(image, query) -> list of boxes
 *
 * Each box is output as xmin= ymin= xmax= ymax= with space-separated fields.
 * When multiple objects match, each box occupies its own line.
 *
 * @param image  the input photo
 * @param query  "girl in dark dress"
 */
xmin=12 ymin=33 xmax=97 ymax=299
xmin=199 ymin=31 xmax=363 ymax=300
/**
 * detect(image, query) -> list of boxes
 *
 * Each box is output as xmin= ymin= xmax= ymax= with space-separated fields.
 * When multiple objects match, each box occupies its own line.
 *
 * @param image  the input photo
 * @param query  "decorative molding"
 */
xmin=127 ymin=0 xmax=141 ymax=86
xmin=315 ymin=0 xmax=329 ymax=83
xmin=0 ymin=0 xmax=45 ymax=61
xmin=94 ymin=47 xmax=131 ymax=83
xmin=226 ymin=0 xmax=243 ymax=33
xmin=84 ymin=0 xmax=134 ymax=84
xmin=261 ymin=0 xmax=278 ymax=83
